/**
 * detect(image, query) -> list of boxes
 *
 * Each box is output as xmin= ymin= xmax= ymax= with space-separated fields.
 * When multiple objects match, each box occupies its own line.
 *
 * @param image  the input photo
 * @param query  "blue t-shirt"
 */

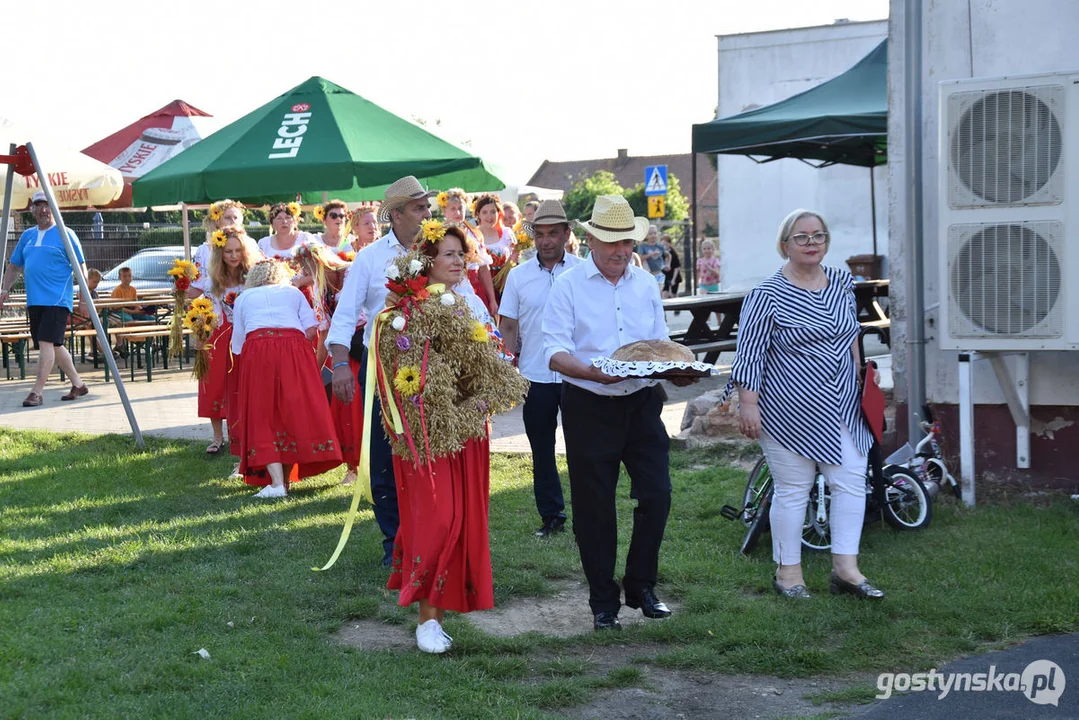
xmin=638 ymin=242 xmax=665 ymax=274
xmin=9 ymin=225 xmax=84 ymax=310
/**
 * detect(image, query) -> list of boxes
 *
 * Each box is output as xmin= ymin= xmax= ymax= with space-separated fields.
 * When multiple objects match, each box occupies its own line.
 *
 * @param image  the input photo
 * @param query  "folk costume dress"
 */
xmin=191 ymin=275 xmax=243 ymax=421
xmin=321 ymin=272 xmax=367 ymax=470
xmin=231 ymin=284 xmax=342 ymax=484
xmin=373 ymin=255 xmax=528 ymax=613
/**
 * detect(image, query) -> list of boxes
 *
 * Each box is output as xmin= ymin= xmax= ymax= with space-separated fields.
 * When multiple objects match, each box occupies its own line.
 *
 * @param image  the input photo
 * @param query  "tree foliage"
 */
xmin=624 ymin=173 xmax=689 ymax=223
xmin=560 ymin=170 xmax=624 ymax=223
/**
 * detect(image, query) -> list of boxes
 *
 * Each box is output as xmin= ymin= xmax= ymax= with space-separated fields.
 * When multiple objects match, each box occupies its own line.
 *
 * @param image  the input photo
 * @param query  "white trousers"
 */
xmin=759 ymin=424 xmax=868 ymax=565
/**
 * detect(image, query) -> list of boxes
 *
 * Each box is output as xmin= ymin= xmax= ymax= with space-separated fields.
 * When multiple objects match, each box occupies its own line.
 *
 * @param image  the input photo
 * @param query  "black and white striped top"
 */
xmin=730 ymin=265 xmax=872 ymax=464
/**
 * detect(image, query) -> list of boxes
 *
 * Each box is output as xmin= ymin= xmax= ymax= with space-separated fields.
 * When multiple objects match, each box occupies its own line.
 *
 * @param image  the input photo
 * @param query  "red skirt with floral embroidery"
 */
xmin=327 ymin=356 xmax=363 ymax=468
xmin=235 ymin=328 xmax=342 ymax=484
xmin=387 ymin=435 xmax=494 ymax=614
xmin=197 ymin=322 xmax=232 ymax=419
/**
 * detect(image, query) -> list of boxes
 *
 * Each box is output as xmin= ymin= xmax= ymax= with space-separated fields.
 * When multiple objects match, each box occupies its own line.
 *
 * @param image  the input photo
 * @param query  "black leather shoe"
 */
xmin=534 ymin=515 xmax=566 ymax=537
xmin=625 ymin=587 xmax=672 ymax=619
xmin=829 ymin=572 xmax=885 ymax=599
xmin=593 ymin=611 xmax=621 ymax=631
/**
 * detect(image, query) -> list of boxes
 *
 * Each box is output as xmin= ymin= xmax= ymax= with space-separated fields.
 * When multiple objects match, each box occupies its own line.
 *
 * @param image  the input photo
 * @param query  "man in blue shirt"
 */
xmin=0 ymin=192 xmax=89 ymax=406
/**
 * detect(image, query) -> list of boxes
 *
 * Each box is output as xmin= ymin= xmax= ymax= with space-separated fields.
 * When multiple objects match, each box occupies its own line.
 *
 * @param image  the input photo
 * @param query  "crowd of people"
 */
xmin=1 ymin=178 xmax=886 ymax=654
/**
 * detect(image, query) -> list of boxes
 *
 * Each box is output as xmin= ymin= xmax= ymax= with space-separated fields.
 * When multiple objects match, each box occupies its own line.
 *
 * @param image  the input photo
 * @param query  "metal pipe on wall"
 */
xmin=903 ymin=0 xmax=928 ymax=443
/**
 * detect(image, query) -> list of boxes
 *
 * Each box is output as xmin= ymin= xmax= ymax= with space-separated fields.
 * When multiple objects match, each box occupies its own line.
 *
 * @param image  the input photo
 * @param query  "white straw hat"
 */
xmin=377 ymin=176 xmax=437 ymax=224
xmin=575 ymin=195 xmax=649 ymax=243
xmin=520 ymin=199 xmax=569 ymax=238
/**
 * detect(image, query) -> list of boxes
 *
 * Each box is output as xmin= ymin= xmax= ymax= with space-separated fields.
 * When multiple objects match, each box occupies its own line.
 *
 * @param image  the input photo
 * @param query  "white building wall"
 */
xmin=888 ymin=0 xmax=1079 ymax=407
xmin=716 ymin=20 xmax=888 ymax=291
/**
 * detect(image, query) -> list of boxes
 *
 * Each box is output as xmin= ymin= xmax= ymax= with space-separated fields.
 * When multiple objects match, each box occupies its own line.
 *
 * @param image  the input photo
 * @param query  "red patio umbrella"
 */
xmin=83 ymin=100 xmax=215 ymax=208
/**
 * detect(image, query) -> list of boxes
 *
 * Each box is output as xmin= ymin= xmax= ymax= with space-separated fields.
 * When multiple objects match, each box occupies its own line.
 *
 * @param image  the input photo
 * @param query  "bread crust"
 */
xmin=610 ymin=339 xmax=694 ymax=363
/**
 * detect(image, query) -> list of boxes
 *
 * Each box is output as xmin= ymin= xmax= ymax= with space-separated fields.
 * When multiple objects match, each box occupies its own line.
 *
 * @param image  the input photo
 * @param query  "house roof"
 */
xmin=526 ymin=150 xmax=717 ymax=213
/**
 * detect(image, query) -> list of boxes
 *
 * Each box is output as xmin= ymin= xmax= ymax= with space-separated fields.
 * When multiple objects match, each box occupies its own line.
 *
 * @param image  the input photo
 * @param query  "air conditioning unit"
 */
xmin=938 ymin=72 xmax=1079 ymax=351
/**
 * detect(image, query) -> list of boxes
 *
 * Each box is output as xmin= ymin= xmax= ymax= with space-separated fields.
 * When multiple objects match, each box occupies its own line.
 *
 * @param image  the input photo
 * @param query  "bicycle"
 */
xmin=722 ymin=448 xmax=932 ymax=555
xmin=884 ymin=404 xmax=959 ymax=500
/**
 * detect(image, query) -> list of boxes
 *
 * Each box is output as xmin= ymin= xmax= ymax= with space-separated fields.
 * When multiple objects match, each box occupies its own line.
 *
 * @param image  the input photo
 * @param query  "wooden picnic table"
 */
xmin=663 ymin=291 xmax=747 ymax=365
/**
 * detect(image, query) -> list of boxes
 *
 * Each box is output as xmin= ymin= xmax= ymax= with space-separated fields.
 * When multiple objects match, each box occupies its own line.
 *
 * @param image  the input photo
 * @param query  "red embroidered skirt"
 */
xmin=197 ymin=322 xmax=232 ymax=420
xmin=327 ymin=356 xmax=363 ymax=468
xmin=235 ymin=328 xmax=342 ymax=483
xmin=387 ymin=436 xmax=494 ymax=614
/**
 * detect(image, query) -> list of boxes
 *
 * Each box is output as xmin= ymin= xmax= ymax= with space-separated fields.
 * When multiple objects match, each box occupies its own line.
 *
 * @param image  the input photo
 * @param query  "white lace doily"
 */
xmin=590 ymin=357 xmax=718 ymax=377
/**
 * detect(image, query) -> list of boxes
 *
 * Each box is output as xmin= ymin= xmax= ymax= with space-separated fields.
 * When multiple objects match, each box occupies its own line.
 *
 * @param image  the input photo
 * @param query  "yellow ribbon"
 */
xmin=313 ymin=283 xmax=447 ymax=572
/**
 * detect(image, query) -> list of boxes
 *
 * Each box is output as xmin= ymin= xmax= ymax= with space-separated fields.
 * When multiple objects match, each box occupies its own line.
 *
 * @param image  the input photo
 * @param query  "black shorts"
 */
xmin=28 ymin=305 xmax=70 ymax=348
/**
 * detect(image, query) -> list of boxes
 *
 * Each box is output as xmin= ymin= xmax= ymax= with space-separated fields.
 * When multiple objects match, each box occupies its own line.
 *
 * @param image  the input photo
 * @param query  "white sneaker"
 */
xmin=228 ymin=463 xmax=243 ymax=481
xmin=416 ymin=620 xmax=449 ymax=654
xmin=440 ymin=626 xmax=453 ymax=648
xmin=253 ymin=485 xmax=287 ymax=499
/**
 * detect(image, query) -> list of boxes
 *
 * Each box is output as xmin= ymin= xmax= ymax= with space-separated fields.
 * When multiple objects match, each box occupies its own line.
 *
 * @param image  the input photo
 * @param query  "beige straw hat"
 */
xmin=377 ymin=176 xmax=437 ymax=224
xmin=520 ymin=199 xmax=570 ymax=238
xmin=575 ymin=195 xmax=649 ymax=243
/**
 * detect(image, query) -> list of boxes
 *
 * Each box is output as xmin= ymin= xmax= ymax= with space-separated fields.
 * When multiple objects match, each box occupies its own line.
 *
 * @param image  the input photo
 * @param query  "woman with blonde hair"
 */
xmin=231 ymin=259 xmax=342 ymax=497
xmin=731 ymin=208 xmax=883 ymax=600
xmin=350 ymin=205 xmax=381 ymax=251
xmin=186 ymin=226 xmax=263 ymax=454
xmin=194 ymin=199 xmax=245 ymax=279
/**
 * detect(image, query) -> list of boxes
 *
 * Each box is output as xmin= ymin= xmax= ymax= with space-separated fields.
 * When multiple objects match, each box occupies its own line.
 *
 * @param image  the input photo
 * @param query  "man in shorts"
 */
xmin=0 ymin=191 xmax=89 ymax=406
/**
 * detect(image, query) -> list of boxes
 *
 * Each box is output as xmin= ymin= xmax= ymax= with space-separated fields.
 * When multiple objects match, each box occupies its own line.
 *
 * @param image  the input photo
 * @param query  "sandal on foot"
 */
xmin=205 ymin=438 xmax=224 ymax=454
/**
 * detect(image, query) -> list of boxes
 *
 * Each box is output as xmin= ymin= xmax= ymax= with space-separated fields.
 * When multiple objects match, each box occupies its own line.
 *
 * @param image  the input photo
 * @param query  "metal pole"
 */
xmin=869 ymin=164 xmax=878 ymax=258
xmin=903 ymin=0 xmax=928 ymax=445
xmin=691 ymin=151 xmax=698 ymax=262
xmin=181 ymin=203 xmax=191 ymax=262
xmin=25 ymin=142 xmax=145 ymax=449
xmin=0 ymin=144 xmax=16 ymax=281
xmin=957 ymin=352 xmax=975 ymax=506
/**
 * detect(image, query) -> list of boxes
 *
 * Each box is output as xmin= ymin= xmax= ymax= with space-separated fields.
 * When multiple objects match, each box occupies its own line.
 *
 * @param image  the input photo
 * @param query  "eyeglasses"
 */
xmin=787 ymin=232 xmax=828 ymax=246
xmin=326 ymin=212 xmax=346 ymax=220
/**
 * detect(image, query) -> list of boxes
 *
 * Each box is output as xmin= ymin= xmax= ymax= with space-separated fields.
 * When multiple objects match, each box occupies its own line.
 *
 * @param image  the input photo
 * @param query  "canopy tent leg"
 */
xmin=24 ymin=142 xmax=145 ymax=449
xmin=0 ymin=144 xmax=16 ymax=281
xmin=870 ymin=164 xmax=878 ymax=258
xmin=181 ymin=203 xmax=191 ymax=262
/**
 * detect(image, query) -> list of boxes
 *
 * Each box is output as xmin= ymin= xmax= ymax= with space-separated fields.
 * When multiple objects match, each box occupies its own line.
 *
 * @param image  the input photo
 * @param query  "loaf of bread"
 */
xmin=611 ymin=339 xmax=694 ymax=363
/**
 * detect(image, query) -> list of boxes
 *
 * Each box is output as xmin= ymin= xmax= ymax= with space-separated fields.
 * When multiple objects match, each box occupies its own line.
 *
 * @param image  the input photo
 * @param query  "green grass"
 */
xmin=1 ymin=429 xmax=1076 ymax=718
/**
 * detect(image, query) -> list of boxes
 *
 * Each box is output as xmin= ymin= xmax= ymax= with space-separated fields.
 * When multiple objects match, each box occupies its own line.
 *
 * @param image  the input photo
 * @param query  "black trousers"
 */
xmin=359 ymin=348 xmax=399 ymax=560
xmin=561 ymin=382 xmax=672 ymax=615
xmin=522 ymin=381 xmax=566 ymax=521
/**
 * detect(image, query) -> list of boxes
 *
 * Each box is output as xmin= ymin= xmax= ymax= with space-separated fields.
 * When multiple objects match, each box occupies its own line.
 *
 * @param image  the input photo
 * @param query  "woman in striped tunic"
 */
xmin=731 ymin=209 xmax=884 ymax=600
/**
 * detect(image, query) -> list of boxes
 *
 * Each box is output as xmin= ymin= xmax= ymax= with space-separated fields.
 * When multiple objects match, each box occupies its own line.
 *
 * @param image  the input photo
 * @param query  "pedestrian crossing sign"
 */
xmin=648 ymin=195 xmax=666 ymax=218
xmin=644 ymin=165 xmax=668 ymax=196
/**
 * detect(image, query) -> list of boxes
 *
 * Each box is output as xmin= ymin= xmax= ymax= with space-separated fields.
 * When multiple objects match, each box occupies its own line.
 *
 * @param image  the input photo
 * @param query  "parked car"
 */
xmin=96 ymin=246 xmax=186 ymax=294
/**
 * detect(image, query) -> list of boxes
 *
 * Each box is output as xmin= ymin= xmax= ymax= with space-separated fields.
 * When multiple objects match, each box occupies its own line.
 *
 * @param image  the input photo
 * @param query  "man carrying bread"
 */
xmin=543 ymin=195 xmax=696 ymax=632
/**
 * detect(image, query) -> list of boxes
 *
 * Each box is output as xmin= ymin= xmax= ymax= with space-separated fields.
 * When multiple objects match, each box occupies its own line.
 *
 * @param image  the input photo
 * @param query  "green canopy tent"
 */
xmin=690 ymin=39 xmax=887 ymax=253
xmin=132 ymin=76 xmax=504 ymax=207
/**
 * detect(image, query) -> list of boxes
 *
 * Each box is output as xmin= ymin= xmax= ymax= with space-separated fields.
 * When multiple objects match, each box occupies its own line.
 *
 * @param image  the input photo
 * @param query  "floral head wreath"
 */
xmin=290 ymin=240 xmax=351 ymax=272
xmin=418 ymin=218 xmax=448 ymax=247
xmin=270 ymin=202 xmax=302 ymax=221
xmin=312 ymin=205 xmax=326 ymax=222
xmin=206 ymin=199 xmax=245 ymax=226
xmin=435 ymin=191 xmax=449 ymax=209
xmin=210 ymin=225 xmax=247 ymax=248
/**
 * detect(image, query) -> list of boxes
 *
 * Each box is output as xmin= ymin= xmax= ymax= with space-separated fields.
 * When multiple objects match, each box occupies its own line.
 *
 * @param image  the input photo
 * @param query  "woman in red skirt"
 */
xmin=186 ymin=226 xmax=261 ymax=454
xmin=231 ymin=259 xmax=342 ymax=498
xmin=373 ymin=222 xmax=528 ymax=653
xmin=292 ymin=241 xmax=364 ymax=486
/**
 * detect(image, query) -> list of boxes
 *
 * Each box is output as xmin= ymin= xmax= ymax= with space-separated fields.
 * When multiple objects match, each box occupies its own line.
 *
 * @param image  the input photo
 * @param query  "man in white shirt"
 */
xmin=543 ymin=195 xmax=693 ymax=632
xmin=328 ymin=176 xmax=435 ymax=567
xmin=499 ymin=200 xmax=582 ymax=538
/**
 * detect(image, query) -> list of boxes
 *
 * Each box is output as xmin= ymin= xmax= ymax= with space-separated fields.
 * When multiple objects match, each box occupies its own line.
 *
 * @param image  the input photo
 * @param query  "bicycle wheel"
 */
xmin=882 ymin=466 xmax=932 ymax=530
xmin=740 ymin=486 xmax=772 ymax=555
xmin=801 ymin=475 xmax=832 ymax=552
xmin=741 ymin=457 xmax=772 ymax=527
xmin=924 ymin=457 xmax=961 ymax=499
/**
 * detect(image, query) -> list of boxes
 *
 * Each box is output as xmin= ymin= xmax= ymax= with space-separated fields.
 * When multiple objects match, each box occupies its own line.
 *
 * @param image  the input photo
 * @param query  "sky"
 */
xmin=9 ymin=0 xmax=888 ymax=187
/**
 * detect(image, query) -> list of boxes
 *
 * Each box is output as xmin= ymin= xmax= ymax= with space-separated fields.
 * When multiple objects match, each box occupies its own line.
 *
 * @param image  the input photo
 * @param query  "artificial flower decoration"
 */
xmin=183 ymin=298 xmax=220 ymax=381
xmin=436 ymin=191 xmax=449 ymax=209
xmin=391 ymin=315 xmax=406 ymax=331
xmin=167 ymin=259 xmax=200 ymax=358
xmin=408 ymin=259 xmax=424 ymax=275
xmin=440 ymin=293 xmax=455 ymax=306
xmin=393 ymin=366 xmax=422 ymax=396
xmin=313 ymin=205 xmax=326 ymax=222
xmin=287 ymin=201 xmax=302 ymax=218
xmin=208 ymin=204 xmax=223 ymax=222
xmin=338 ymin=250 xmax=356 ymax=262
xmin=470 ymin=321 xmax=489 ymax=343
xmin=515 ymin=227 xmax=534 ymax=251
xmin=420 ymin=218 xmax=447 ymax=245
xmin=386 ymin=264 xmax=401 ymax=280
xmin=211 ymin=230 xmax=228 ymax=247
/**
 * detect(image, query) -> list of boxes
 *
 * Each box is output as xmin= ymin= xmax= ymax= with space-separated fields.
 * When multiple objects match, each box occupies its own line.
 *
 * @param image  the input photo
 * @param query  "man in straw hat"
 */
xmin=543 ymin=195 xmax=696 ymax=632
xmin=328 ymin=175 xmax=434 ymax=567
xmin=499 ymin=200 xmax=582 ymax=538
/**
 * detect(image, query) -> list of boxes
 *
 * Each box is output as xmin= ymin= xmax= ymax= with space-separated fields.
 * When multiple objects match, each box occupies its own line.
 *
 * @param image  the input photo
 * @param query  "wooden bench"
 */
xmin=1 ymin=331 xmax=31 ymax=380
xmin=116 ymin=327 xmax=192 ymax=382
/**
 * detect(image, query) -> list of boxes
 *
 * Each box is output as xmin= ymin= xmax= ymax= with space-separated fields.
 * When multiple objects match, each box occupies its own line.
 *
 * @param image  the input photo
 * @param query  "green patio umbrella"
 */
xmin=132 ymin=76 xmax=504 ymax=206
